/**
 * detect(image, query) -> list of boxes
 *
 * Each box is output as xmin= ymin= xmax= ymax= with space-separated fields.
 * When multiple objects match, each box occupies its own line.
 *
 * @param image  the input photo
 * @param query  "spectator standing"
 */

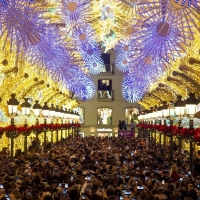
xmin=170 ymin=165 xmax=180 ymax=182
xmin=193 ymin=150 xmax=200 ymax=175
xmin=130 ymin=119 xmax=135 ymax=131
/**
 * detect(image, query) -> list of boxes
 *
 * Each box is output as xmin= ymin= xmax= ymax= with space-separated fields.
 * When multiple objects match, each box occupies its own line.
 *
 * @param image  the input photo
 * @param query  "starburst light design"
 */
xmin=0 ymin=0 xmax=47 ymax=52
xmin=64 ymin=66 xmax=96 ymax=100
xmin=122 ymin=74 xmax=148 ymax=103
xmin=72 ymin=24 xmax=105 ymax=74
xmin=61 ymin=0 xmax=91 ymax=33
xmin=130 ymin=10 xmax=190 ymax=68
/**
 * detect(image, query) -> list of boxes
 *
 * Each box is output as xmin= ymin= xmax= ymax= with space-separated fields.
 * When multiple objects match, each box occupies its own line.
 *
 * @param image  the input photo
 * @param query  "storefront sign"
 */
xmin=97 ymin=128 xmax=112 ymax=132
xmin=118 ymin=130 xmax=134 ymax=137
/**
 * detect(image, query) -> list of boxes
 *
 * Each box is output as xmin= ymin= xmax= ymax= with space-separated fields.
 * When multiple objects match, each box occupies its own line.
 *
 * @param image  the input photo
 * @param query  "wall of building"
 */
xmin=79 ymin=49 xmax=138 ymax=136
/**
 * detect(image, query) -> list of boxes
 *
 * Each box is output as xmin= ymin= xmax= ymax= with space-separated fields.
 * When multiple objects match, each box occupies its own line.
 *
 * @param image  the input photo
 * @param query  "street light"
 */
xmin=152 ymin=107 xmax=158 ymax=150
xmin=174 ymin=95 xmax=185 ymax=126
xmin=146 ymin=109 xmax=152 ymax=148
xmin=7 ymin=94 xmax=19 ymax=160
xmin=185 ymin=93 xmax=199 ymax=172
xmin=21 ymin=98 xmax=31 ymax=158
xmin=54 ymin=106 xmax=61 ymax=142
xmin=174 ymin=95 xmax=185 ymax=154
xmin=42 ymin=102 xmax=49 ymax=149
xmin=162 ymin=101 xmax=169 ymax=123
xmin=42 ymin=102 xmax=49 ymax=119
xmin=49 ymin=104 xmax=55 ymax=120
xmin=32 ymin=100 xmax=41 ymax=152
xmin=55 ymin=105 xmax=60 ymax=120
xmin=157 ymin=105 xmax=163 ymax=151
xmin=161 ymin=101 xmax=168 ymax=158
xmin=60 ymin=107 xmax=65 ymax=140
xmin=21 ymin=98 xmax=31 ymax=116
xmin=157 ymin=106 xmax=162 ymax=125
xmin=49 ymin=104 xmax=55 ymax=146
xmin=33 ymin=100 xmax=41 ymax=118
xmin=168 ymin=101 xmax=175 ymax=165
xmin=7 ymin=93 xmax=19 ymax=117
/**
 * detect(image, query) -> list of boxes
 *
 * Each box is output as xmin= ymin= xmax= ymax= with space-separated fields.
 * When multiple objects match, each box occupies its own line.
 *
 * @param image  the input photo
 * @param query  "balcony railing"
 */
xmin=97 ymin=90 xmax=113 ymax=101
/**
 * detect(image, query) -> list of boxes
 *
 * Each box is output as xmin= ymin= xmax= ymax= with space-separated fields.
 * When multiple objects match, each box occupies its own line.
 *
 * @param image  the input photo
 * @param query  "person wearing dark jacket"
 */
xmin=193 ymin=150 xmax=200 ymax=175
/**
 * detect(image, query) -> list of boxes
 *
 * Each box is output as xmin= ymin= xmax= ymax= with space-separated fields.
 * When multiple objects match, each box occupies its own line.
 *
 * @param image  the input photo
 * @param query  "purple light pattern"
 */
xmin=138 ymin=0 xmax=200 ymax=40
xmin=130 ymin=13 xmax=190 ymax=67
xmin=119 ymin=0 xmax=199 ymax=102
xmin=61 ymin=0 xmax=91 ymax=32
xmin=0 ymin=0 xmax=46 ymax=52
xmin=73 ymin=25 xmax=105 ymax=74
xmin=122 ymin=74 xmax=149 ymax=103
xmin=115 ymin=41 xmax=135 ymax=72
xmin=64 ymin=66 xmax=96 ymax=100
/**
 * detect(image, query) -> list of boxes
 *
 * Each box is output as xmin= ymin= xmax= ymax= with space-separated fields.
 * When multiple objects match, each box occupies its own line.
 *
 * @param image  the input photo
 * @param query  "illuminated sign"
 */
xmin=97 ymin=128 xmax=112 ymax=132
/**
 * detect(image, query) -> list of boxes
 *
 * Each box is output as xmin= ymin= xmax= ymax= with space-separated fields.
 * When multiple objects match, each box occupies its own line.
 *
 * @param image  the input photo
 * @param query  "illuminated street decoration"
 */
xmin=115 ymin=41 xmax=134 ymax=72
xmin=73 ymin=25 xmax=105 ymax=74
xmin=0 ymin=0 xmax=46 ymax=52
xmin=73 ymin=25 xmax=97 ymax=49
xmin=64 ymin=66 xmax=96 ymax=100
xmin=0 ymin=0 xmax=199 ymax=104
xmin=91 ymin=0 xmax=118 ymax=52
xmin=139 ymin=0 xmax=200 ymax=40
xmin=174 ymin=0 xmax=199 ymax=8
xmin=127 ymin=56 xmax=165 ymax=82
xmin=134 ymin=17 xmax=188 ymax=66
xmin=81 ymin=47 xmax=105 ymax=74
xmin=26 ymin=29 xmax=72 ymax=81
xmin=115 ymin=17 xmax=142 ymax=42
xmin=61 ymin=0 xmax=91 ymax=33
xmin=122 ymin=55 xmax=167 ymax=102
xmin=116 ymin=0 xmax=145 ymax=16
xmin=122 ymin=74 xmax=148 ymax=103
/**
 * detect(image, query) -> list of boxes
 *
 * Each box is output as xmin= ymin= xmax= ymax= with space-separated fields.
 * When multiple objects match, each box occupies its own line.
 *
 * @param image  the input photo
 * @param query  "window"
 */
xmin=97 ymin=80 xmax=113 ymax=100
xmin=125 ymin=108 xmax=138 ymax=124
xmin=73 ymin=107 xmax=85 ymax=124
xmin=101 ymin=53 xmax=113 ymax=73
xmin=98 ymin=80 xmax=112 ymax=90
xmin=97 ymin=108 xmax=112 ymax=125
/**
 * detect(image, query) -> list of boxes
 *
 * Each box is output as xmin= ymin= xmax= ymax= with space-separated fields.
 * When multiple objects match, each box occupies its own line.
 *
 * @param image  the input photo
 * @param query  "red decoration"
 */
xmin=137 ymin=123 xmax=200 ymax=142
xmin=0 ymin=123 xmax=81 ymax=138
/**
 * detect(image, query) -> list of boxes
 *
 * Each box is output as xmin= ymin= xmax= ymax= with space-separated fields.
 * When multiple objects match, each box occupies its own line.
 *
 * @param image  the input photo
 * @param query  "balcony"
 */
xmin=100 ymin=64 xmax=113 ymax=75
xmin=97 ymin=90 xmax=113 ymax=101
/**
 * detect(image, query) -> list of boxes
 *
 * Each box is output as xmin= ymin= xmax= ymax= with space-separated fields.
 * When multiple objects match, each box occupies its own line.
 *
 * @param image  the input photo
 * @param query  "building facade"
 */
xmin=77 ymin=49 xmax=139 ymax=136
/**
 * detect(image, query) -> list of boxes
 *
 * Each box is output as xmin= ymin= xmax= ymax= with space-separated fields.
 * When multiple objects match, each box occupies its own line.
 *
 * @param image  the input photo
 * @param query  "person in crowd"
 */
xmin=194 ymin=150 xmax=200 ymax=175
xmin=0 ymin=136 xmax=199 ymax=200
xmin=170 ymin=165 xmax=180 ymax=182
xmin=130 ymin=119 xmax=135 ymax=131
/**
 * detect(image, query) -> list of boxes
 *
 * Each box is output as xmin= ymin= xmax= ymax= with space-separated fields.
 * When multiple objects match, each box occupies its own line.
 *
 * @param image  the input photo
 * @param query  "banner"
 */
xmin=118 ymin=130 xmax=134 ymax=137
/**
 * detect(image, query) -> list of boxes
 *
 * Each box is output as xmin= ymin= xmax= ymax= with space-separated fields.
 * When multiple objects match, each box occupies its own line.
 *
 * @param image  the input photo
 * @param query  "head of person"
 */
xmin=170 ymin=165 xmax=178 ymax=174
xmin=197 ymin=150 xmax=200 ymax=159
xmin=68 ymin=189 xmax=79 ymax=200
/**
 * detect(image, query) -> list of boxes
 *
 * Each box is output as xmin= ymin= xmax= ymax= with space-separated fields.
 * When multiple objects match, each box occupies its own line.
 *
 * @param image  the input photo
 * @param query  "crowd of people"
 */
xmin=0 ymin=136 xmax=200 ymax=200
